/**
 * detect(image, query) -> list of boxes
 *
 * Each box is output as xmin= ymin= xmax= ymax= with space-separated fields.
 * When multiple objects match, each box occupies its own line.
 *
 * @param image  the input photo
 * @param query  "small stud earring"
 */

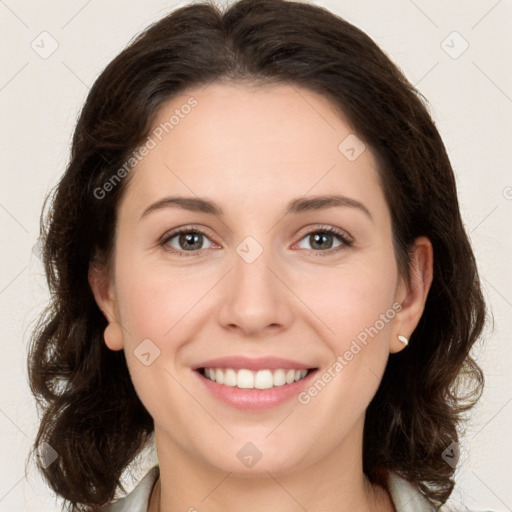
xmin=397 ymin=335 xmax=408 ymax=347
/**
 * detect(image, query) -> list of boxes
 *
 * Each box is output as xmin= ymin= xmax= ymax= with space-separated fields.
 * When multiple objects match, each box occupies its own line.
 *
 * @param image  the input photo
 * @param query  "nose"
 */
xmin=217 ymin=241 xmax=294 ymax=337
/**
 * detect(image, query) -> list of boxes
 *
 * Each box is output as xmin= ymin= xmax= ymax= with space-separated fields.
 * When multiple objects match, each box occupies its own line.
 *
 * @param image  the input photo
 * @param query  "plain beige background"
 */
xmin=0 ymin=0 xmax=511 ymax=510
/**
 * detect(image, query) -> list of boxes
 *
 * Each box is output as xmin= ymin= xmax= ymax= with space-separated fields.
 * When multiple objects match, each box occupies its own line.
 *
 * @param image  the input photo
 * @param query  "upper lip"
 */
xmin=192 ymin=356 xmax=316 ymax=372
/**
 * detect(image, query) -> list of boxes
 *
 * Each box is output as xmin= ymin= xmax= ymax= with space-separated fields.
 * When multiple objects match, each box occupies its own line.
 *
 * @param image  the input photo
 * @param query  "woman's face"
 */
xmin=91 ymin=81 xmax=431 ymax=476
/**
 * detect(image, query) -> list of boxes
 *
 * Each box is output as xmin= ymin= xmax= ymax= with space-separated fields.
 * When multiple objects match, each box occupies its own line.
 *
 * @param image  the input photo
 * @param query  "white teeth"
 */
xmin=254 ymin=370 xmax=273 ymax=389
xmin=237 ymin=369 xmax=254 ymax=389
xmin=202 ymin=367 xmax=310 ymax=389
xmin=273 ymin=369 xmax=286 ymax=386
xmin=223 ymin=368 xmax=237 ymax=387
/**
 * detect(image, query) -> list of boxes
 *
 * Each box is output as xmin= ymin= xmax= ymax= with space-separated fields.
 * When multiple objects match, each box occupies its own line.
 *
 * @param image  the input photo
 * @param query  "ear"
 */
xmin=88 ymin=262 xmax=124 ymax=351
xmin=391 ymin=236 xmax=433 ymax=354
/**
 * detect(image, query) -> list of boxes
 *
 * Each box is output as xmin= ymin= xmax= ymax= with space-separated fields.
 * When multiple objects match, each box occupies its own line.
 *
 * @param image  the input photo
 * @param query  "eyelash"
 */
xmin=159 ymin=225 xmax=353 ymax=257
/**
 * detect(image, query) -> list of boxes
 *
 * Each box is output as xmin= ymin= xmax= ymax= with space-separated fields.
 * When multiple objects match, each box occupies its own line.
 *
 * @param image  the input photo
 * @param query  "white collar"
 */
xmin=387 ymin=471 xmax=436 ymax=511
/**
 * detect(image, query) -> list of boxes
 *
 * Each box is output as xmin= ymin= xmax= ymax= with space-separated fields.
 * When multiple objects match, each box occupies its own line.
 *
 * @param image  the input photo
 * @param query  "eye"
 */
xmin=295 ymin=226 xmax=353 ymax=255
xmin=161 ymin=227 xmax=215 ymax=255
xmin=160 ymin=225 xmax=353 ymax=257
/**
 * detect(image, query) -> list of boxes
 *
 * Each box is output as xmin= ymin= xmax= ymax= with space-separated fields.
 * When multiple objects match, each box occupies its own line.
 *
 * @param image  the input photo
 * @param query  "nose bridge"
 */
xmin=218 ymin=234 xmax=293 ymax=334
xmin=235 ymin=235 xmax=275 ymax=295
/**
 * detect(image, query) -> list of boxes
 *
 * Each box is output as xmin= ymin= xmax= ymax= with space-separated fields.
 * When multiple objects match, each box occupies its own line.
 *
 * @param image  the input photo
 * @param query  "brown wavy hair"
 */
xmin=27 ymin=0 xmax=487 ymax=510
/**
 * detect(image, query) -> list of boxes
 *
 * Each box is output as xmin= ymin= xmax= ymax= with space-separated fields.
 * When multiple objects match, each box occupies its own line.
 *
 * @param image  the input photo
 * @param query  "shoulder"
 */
xmin=103 ymin=465 xmax=160 ymax=512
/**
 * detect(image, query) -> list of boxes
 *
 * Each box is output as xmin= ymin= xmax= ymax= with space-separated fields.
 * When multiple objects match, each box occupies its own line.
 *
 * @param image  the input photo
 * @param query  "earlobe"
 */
xmin=103 ymin=322 xmax=124 ymax=351
xmin=391 ymin=236 xmax=434 ymax=354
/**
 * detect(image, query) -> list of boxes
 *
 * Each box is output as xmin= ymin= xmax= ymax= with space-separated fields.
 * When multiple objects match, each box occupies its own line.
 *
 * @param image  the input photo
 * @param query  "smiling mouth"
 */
xmin=198 ymin=367 xmax=317 ymax=389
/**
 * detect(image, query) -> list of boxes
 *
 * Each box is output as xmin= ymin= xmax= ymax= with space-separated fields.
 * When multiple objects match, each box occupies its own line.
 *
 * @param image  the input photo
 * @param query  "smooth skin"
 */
xmin=89 ymin=81 xmax=433 ymax=512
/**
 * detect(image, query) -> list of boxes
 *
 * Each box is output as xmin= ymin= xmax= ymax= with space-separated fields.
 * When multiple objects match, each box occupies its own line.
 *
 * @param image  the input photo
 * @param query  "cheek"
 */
xmin=298 ymin=253 xmax=398 ymax=417
xmin=292 ymin=261 xmax=398 ymax=432
xmin=114 ymin=252 xmax=219 ymax=346
xmin=112 ymin=257 xmax=205 ymax=421
xmin=301 ymin=253 xmax=398 ymax=348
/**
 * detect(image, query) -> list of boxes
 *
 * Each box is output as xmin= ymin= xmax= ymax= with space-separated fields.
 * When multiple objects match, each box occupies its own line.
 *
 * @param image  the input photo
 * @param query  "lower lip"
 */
xmin=194 ymin=369 xmax=318 ymax=410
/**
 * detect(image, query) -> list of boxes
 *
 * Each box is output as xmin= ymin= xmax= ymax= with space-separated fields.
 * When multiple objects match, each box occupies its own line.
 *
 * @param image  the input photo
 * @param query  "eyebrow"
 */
xmin=140 ymin=194 xmax=373 ymax=222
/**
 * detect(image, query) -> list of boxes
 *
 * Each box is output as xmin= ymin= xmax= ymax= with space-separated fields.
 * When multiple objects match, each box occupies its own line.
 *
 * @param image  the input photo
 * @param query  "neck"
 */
xmin=149 ymin=418 xmax=395 ymax=512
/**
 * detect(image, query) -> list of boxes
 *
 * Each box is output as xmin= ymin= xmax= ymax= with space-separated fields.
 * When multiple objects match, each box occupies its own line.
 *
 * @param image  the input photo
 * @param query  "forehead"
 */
xmin=119 ymin=81 xmax=386 ymax=221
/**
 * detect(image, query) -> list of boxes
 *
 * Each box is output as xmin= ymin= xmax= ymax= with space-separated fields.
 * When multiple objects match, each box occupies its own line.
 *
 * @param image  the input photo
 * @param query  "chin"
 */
xmin=201 ymin=443 xmax=309 ymax=477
